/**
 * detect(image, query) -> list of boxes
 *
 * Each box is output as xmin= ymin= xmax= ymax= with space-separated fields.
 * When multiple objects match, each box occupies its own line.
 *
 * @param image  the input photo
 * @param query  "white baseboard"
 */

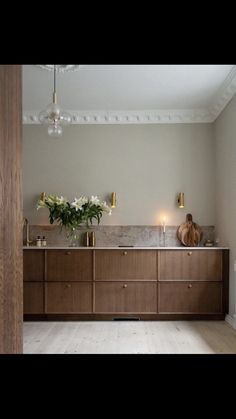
xmin=225 ymin=314 xmax=236 ymax=330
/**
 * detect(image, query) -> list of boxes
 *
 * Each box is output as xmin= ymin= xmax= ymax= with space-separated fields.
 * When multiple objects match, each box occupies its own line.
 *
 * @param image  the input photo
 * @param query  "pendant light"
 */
xmin=38 ymin=64 xmax=72 ymax=137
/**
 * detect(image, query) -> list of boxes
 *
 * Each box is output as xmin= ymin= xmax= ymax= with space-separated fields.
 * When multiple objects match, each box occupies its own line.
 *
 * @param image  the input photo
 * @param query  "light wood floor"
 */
xmin=23 ymin=321 xmax=236 ymax=354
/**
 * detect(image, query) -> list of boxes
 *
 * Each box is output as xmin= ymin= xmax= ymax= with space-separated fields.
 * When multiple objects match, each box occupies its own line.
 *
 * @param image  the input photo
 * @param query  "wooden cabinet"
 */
xmin=23 ymin=250 xmax=44 ymax=314
xmin=47 ymin=250 xmax=92 ymax=281
xmin=158 ymin=250 xmax=226 ymax=315
xmin=45 ymin=282 xmax=92 ymax=313
xmin=95 ymin=250 xmax=157 ymax=280
xmin=159 ymin=282 xmax=222 ymax=314
xmin=23 ymin=249 xmax=93 ymax=316
xmin=45 ymin=250 xmax=93 ymax=314
xmin=95 ymin=281 xmax=157 ymax=313
xmin=23 ymin=250 xmax=44 ymax=281
xmin=159 ymin=250 xmax=222 ymax=281
xmin=24 ymin=282 xmax=44 ymax=314
xmin=95 ymin=250 xmax=157 ymax=314
xmin=23 ymin=248 xmax=229 ymax=320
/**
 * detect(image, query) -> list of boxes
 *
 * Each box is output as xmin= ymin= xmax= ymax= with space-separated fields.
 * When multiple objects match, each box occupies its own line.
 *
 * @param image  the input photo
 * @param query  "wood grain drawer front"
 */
xmin=46 ymin=283 xmax=92 ymax=313
xmin=159 ymin=282 xmax=222 ymax=313
xmin=23 ymin=250 xmax=44 ymax=281
xmin=95 ymin=250 xmax=157 ymax=280
xmin=24 ymin=283 xmax=44 ymax=314
xmin=47 ymin=250 xmax=93 ymax=281
xmin=95 ymin=282 xmax=157 ymax=313
xmin=159 ymin=250 xmax=222 ymax=281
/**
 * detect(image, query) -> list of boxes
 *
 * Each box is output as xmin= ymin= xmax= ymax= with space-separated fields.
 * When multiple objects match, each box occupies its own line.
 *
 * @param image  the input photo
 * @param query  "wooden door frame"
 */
xmin=0 ymin=65 xmax=23 ymax=354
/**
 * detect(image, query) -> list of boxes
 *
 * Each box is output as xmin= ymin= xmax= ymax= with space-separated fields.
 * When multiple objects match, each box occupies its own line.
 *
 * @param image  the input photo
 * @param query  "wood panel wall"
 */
xmin=0 ymin=65 xmax=23 ymax=353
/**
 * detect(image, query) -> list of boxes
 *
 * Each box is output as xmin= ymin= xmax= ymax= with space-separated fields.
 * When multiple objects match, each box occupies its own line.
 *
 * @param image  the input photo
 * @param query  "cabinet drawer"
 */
xmin=24 ymin=282 xmax=44 ymax=314
xmin=159 ymin=281 xmax=222 ymax=313
xmin=159 ymin=250 xmax=222 ymax=281
xmin=47 ymin=250 xmax=93 ymax=281
xmin=95 ymin=281 xmax=157 ymax=313
xmin=45 ymin=282 xmax=92 ymax=313
xmin=23 ymin=250 xmax=44 ymax=281
xmin=95 ymin=250 xmax=157 ymax=280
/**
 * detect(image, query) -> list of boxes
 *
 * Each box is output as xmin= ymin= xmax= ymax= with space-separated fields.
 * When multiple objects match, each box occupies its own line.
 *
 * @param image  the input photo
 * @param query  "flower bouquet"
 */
xmin=37 ymin=194 xmax=112 ymax=246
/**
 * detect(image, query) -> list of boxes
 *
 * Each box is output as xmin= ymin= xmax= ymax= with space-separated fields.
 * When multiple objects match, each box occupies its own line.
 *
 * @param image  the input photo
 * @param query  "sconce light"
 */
xmin=178 ymin=192 xmax=185 ymax=208
xmin=111 ymin=192 xmax=117 ymax=208
xmin=40 ymin=192 xmax=46 ymax=202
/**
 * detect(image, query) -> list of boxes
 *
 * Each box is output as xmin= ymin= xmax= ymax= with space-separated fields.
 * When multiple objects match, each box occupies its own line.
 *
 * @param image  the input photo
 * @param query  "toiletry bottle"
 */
xmin=36 ymin=236 xmax=42 ymax=247
xmin=84 ymin=232 xmax=89 ymax=247
xmin=89 ymin=231 xmax=96 ymax=247
xmin=42 ymin=236 xmax=47 ymax=246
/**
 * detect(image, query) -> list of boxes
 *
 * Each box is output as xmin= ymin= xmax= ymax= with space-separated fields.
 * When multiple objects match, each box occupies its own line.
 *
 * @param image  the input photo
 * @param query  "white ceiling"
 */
xmin=23 ymin=65 xmax=236 ymax=124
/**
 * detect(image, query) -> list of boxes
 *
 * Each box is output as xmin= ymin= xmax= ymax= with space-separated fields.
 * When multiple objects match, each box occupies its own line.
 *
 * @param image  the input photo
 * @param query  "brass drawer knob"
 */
xmin=123 ymin=284 xmax=128 ymax=288
xmin=188 ymin=284 xmax=192 ymax=288
xmin=65 ymin=284 xmax=71 ymax=288
xmin=187 ymin=252 xmax=192 ymax=256
xmin=65 ymin=251 xmax=71 ymax=255
xmin=123 ymin=251 xmax=128 ymax=255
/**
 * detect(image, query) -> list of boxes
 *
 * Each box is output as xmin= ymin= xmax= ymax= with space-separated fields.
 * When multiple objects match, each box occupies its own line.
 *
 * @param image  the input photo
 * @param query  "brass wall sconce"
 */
xmin=111 ymin=192 xmax=117 ymax=208
xmin=178 ymin=192 xmax=184 ymax=208
xmin=40 ymin=192 xmax=46 ymax=202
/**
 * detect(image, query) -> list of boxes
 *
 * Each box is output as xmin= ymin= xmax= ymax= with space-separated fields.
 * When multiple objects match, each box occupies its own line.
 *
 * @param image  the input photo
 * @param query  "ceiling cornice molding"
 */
xmin=23 ymin=66 xmax=236 ymax=125
xmin=35 ymin=65 xmax=82 ymax=72
xmin=208 ymin=65 xmax=236 ymax=121
xmin=23 ymin=109 xmax=214 ymax=125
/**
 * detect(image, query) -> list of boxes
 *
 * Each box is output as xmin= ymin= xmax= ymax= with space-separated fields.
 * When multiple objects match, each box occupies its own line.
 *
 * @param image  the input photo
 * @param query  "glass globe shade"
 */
xmin=48 ymin=124 xmax=63 ymax=137
xmin=46 ymin=102 xmax=61 ymax=119
xmin=60 ymin=112 xmax=72 ymax=124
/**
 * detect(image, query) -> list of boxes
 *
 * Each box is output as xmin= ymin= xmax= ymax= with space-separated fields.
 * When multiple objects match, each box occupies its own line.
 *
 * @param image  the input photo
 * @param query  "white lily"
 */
xmin=56 ymin=196 xmax=67 ymax=205
xmin=71 ymin=198 xmax=82 ymax=211
xmin=45 ymin=195 xmax=55 ymax=204
xmin=78 ymin=196 xmax=88 ymax=206
xmin=71 ymin=196 xmax=88 ymax=211
xmin=90 ymin=195 xmax=100 ymax=205
xmin=101 ymin=201 xmax=112 ymax=215
xmin=37 ymin=199 xmax=46 ymax=210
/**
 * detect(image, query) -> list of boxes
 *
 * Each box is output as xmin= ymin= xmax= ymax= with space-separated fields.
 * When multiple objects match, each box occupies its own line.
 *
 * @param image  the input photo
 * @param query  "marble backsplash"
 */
xmin=24 ymin=225 xmax=215 ymax=247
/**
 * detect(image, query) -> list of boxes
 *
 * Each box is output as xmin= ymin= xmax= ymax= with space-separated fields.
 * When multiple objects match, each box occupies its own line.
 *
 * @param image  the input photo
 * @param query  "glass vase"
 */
xmin=67 ymin=227 xmax=79 ymax=247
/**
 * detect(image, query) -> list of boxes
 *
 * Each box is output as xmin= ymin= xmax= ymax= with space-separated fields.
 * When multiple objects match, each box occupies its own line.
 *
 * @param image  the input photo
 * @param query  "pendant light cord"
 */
xmin=53 ymin=65 xmax=57 ymax=104
xmin=54 ymin=65 xmax=56 ymax=94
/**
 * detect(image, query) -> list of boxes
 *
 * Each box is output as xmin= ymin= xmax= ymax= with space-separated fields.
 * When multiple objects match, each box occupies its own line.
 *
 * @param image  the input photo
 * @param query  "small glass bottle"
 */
xmin=36 ymin=236 xmax=42 ymax=247
xmin=42 ymin=236 xmax=47 ymax=246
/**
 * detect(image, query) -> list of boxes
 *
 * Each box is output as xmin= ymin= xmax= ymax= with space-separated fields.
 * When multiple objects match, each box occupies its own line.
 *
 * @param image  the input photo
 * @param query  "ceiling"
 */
xmin=23 ymin=65 xmax=236 ymax=124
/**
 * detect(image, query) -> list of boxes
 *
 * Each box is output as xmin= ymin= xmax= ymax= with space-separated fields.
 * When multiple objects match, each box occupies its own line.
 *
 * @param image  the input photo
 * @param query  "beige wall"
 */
xmin=23 ymin=124 xmax=215 ymax=226
xmin=214 ymin=94 xmax=236 ymax=317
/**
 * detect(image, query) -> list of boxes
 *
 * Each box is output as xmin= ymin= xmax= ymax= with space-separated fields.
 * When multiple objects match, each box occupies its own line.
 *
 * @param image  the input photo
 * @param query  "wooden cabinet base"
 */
xmin=23 ymin=248 xmax=229 ymax=320
xmin=95 ymin=281 xmax=157 ymax=313
xmin=159 ymin=281 xmax=222 ymax=314
xmin=24 ymin=313 xmax=226 ymax=321
xmin=45 ymin=282 xmax=92 ymax=313
xmin=24 ymin=283 xmax=44 ymax=314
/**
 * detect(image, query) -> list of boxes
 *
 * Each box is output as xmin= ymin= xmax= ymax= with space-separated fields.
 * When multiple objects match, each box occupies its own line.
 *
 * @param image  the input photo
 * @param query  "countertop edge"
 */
xmin=22 ymin=246 xmax=229 ymax=250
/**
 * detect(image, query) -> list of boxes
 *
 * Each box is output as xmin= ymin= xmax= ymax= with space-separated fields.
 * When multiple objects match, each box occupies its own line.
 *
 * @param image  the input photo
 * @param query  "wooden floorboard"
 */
xmin=23 ymin=321 xmax=236 ymax=354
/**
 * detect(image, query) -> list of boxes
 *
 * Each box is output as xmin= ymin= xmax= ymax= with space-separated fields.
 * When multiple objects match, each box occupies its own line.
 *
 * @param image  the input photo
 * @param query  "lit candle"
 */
xmin=163 ymin=217 xmax=166 ymax=233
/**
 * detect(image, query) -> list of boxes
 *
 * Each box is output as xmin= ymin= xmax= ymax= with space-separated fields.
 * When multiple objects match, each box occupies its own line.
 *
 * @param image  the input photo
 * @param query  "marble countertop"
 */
xmin=23 ymin=246 xmax=229 ymax=250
